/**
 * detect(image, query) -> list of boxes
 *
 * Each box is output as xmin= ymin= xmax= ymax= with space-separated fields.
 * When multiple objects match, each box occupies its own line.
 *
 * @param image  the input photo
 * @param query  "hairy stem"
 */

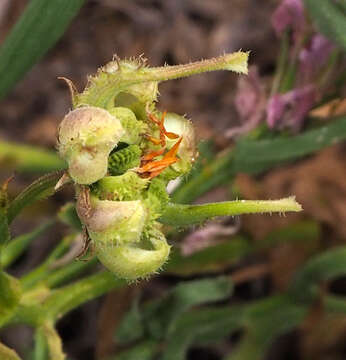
xmin=141 ymin=52 xmax=249 ymax=82
xmin=160 ymin=197 xmax=302 ymax=226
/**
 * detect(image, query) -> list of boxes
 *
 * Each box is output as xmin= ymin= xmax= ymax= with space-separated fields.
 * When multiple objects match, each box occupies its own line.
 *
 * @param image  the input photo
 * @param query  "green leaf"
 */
xmin=145 ymin=277 xmax=233 ymax=339
xmin=43 ymin=272 xmax=125 ymax=320
xmin=0 ymin=141 xmax=66 ymax=173
xmin=7 ymin=171 xmax=63 ymax=224
xmin=162 ymin=305 xmax=244 ymax=360
xmin=0 ymin=0 xmax=85 ymax=99
xmin=0 ymin=272 xmax=22 ymax=327
xmin=289 ymin=246 xmax=346 ymax=303
xmin=227 ymin=296 xmax=306 ymax=360
xmin=160 ymin=197 xmax=302 ymax=227
xmin=44 ymin=256 xmax=98 ymax=289
xmin=166 ymin=236 xmax=252 ymax=276
xmin=258 ymin=220 xmax=320 ymax=250
xmin=172 ymin=116 xmax=346 ymax=204
xmin=116 ymin=277 xmax=233 ymax=345
xmin=115 ymin=296 xmax=144 ymax=344
xmin=1 ymin=221 xmax=53 ymax=268
xmin=232 ymin=116 xmax=346 ymax=174
xmin=112 ymin=341 xmax=158 ymax=360
xmin=304 ymin=0 xmax=346 ymax=50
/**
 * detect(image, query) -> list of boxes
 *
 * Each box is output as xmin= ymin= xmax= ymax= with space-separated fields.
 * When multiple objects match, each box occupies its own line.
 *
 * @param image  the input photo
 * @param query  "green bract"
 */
xmin=57 ymin=52 xmax=250 ymax=280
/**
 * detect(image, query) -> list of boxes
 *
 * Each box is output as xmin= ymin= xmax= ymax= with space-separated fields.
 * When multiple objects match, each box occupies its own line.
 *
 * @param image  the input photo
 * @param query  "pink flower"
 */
xmin=271 ymin=0 xmax=305 ymax=42
xmin=226 ymin=67 xmax=266 ymax=138
xmin=266 ymin=85 xmax=316 ymax=131
xmin=299 ymin=34 xmax=335 ymax=84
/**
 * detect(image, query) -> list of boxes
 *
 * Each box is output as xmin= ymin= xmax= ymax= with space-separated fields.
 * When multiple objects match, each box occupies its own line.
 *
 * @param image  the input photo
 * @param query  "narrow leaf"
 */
xmin=145 ymin=277 xmax=233 ymax=339
xmin=0 ymin=140 xmax=65 ymax=173
xmin=0 ymin=0 xmax=85 ymax=98
xmin=166 ymin=236 xmax=252 ymax=276
xmin=7 ymin=171 xmax=64 ymax=224
xmin=1 ymin=221 xmax=53 ymax=268
xmin=172 ymin=115 xmax=346 ymax=203
xmin=289 ymin=246 xmax=346 ymax=303
xmin=304 ymin=0 xmax=346 ymax=50
xmin=0 ymin=272 xmax=22 ymax=327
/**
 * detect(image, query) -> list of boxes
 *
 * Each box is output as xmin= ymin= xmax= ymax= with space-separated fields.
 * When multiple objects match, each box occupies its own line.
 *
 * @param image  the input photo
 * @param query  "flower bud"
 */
xmin=95 ymin=227 xmax=170 ymax=280
xmin=77 ymin=195 xmax=146 ymax=246
xmin=58 ymin=106 xmax=124 ymax=184
xmin=164 ymin=112 xmax=197 ymax=174
xmin=76 ymin=192 xmax=170 ymax=280
xmin=108 ymin=107 xmax=147 ymax=145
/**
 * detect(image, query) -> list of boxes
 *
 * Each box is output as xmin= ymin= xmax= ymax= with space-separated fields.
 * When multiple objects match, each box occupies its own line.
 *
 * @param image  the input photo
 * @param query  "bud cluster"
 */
xmin=57 ymin=53 xmax=249 ymax=279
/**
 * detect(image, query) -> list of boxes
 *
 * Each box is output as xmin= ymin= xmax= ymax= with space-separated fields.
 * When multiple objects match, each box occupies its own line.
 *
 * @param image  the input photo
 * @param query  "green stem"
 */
xmin=141 ymin=52 xmax=249 ymax=82
xmin=1 ymin=221 xmax=54 ymax=268
xmin=20 ymin=235 xmax=74 ymax=290
xmin=34 ymin=328 xmax=48 ymax=360
xmin=160 ymin=197 xmax=302 ymax=227
xmin=43 ymin=271 xmax=125 ymax=320
xmin=7 ymin=171 xmax=64 ymax=224
xmin=44 ymin=257 xmax=98 ymax=288
xmin=271 ymin=30 xmax=289 ymax=96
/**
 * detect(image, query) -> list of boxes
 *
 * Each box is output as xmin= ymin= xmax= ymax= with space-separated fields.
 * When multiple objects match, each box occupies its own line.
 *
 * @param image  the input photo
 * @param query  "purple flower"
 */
xmin=226 ymin=67 xmax=266 ymax=138
xmin=299 ymin=34 xmax=335 ymax=84
xmin=271 ymin=0 xmax=305 ymax=42
xmin=266 ymin=85 xmax=316 ymax=131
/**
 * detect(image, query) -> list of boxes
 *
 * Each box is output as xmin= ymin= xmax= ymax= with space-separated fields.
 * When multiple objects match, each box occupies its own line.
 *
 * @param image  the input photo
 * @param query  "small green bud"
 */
xmin=108 ymin=107 xmax=147 ymax=145
xmin=58 ymin=106 xmax=124 ymax=184
xmin=77 ymin=195 xmax=146 ymax=246
xmin=76 ymin=191 xmax=170 ymax=280
xmin=95 ymin=226 xmax=170 ymax=280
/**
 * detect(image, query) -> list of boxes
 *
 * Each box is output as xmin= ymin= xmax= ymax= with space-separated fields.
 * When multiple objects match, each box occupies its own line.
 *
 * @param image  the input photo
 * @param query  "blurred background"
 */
xmin=1 ymin=1 xmax=346 ymax=359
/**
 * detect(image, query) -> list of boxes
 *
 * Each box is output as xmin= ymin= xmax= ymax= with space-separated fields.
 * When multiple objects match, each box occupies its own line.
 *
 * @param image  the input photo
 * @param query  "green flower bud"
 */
xmin=77 ymin=195 xmax=146 ymax=246
xmin=95 ymin=227 xmax=170 ymax=280
xmin=108 ymin=107 xmax=147 ymax=145
xmin=58 ymin=106 xmax=124 ymax=184
xmin=76 ymin=191 xmax=170 ymax=280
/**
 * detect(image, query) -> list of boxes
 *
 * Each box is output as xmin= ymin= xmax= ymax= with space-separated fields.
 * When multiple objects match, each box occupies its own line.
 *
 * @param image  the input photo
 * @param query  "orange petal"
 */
xmin=164 ymin=131 xmax=180 ymax=139
xmin=163 ymin=137 xmax=182 ymax=160
xmin=142 ymin=148 xmax=165 ymax=161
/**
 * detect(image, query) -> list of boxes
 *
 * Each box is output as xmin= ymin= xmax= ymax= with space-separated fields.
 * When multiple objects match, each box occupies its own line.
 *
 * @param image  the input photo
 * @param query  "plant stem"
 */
xmin=1 ymin=220 xmax=54 ymax=268
xmin=160 ymin=197 xmax=302 ymax=226
xmin=43 ymin=271 xmax=125 ymax=320
xmin=20 ymin=235 xmax=74 ymax=290
xmin=142 ymin=52 xmax=249 ymax=82
xmin=44 ymin=257 xmax=98 ymax=288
